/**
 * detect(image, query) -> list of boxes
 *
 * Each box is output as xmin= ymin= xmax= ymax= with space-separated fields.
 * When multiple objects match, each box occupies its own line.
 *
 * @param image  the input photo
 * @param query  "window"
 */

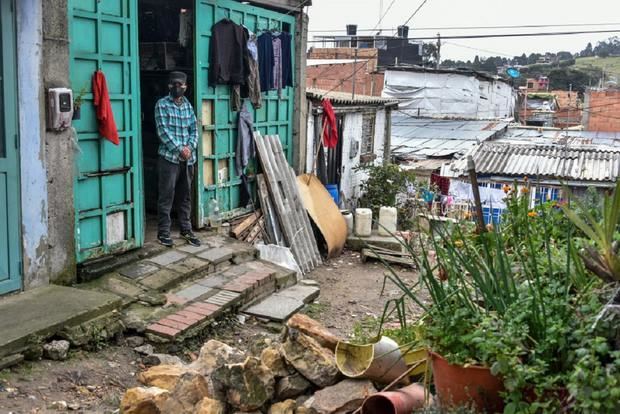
xmin=527 ymin=82 xmax=534 ymax=89
xmin=535 ymin=186 xmax=560 ymax=204
xmin=360 ymin=113 xmax=376 ymax=163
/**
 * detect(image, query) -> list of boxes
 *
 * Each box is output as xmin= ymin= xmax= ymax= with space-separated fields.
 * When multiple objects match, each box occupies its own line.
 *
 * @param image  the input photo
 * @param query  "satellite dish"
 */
xmin=506 ymin=67 xmax=521 ymax=78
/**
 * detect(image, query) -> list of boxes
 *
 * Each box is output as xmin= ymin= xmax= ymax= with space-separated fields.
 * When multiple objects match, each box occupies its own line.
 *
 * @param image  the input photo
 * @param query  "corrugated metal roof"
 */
xmin=307 ymin=59 xmax=357 ymax=66
xmin=391 ymin=115 xmax=509 ymax=159
xmin=447 ymin=142 xmax=620 ymax=182
xmin=306 ymin=88 xmax=399 ymax=106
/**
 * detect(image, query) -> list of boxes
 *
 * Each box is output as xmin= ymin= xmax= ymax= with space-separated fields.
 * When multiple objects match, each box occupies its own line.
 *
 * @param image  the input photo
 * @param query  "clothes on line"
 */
xmin=257 ymin=31 xmax=293 ymax=92
xmin=321 ymin=99 xmax=338 ymax=149
xmin=449 ymin=180 xmax=507 ymax=209
xmin=236 ymin=103 xmax=255 ymax=177
xmin=178 ymin=10 xmax=192 ymax=48
xmin=209 ymin=18 xmax=249 ymax=85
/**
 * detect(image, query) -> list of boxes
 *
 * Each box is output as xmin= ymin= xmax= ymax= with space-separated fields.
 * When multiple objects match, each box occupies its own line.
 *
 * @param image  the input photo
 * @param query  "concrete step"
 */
xmin=243 ymin=281 xmax=321 ymax=322
xmin=0 ymin=286 xmax=122 ymax=359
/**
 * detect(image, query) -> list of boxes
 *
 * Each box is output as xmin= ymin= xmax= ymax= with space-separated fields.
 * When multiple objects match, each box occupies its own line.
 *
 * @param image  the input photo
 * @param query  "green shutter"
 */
xmin=0 ymin=0 xmax=22 ymax=294
xmin=194 ymin=0 xmax=296 ymax=223
xmin=69 ymin=0 xmax=144 ymax=263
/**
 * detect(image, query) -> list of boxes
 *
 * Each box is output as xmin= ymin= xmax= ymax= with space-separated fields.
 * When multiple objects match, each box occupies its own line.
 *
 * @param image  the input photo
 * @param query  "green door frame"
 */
xmin=0 ymin=0 xmax=23 ymax=294
xmin=194 ymin=0 xmax=296 ymax=224
xmin=68 ymin=0 xmax=144 ymax=263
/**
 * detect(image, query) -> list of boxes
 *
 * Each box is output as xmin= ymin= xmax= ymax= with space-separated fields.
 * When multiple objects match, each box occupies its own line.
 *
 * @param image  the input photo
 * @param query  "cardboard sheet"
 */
xmin=297 ymin=174 xmax=347 ymax=259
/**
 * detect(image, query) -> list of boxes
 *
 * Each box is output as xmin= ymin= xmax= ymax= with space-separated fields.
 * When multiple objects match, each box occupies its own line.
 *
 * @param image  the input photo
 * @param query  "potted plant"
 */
xmin=372 ymin=180 xmax=619 ymax=412
xmin=72 ymin=85 xmax=88 ymax=120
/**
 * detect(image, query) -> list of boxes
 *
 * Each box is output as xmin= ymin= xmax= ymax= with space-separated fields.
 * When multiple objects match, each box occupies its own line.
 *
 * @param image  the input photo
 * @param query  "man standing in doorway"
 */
xmin=155 ymin=71 xmax=201 ymax=247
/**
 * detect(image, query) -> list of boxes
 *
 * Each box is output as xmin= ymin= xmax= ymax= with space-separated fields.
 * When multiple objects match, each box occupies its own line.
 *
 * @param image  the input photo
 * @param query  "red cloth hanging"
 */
xmin=92 ymin=70 xmax=120 ymax=145
xmin=321 ymin=98 xmax=338 ymax=149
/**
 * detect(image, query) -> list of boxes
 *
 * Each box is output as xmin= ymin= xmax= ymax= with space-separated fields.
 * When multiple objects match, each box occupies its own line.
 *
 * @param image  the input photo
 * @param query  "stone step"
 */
xmin=142 ymin=259 xmax=298 ymax=342
xmin=243 ymin=283 xmax=321 ymax=322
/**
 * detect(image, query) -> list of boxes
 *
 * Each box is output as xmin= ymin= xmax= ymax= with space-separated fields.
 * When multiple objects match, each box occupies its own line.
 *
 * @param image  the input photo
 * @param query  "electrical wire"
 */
xmin=309 ymin=22 xmax=620 ymax=33
xmin=307 ymin=28 xmax=620 ymax=43
xmin=402 ymin=0 xmax=430 ymax=28
xmin=372 ymin=0 xmax=397 ymax=33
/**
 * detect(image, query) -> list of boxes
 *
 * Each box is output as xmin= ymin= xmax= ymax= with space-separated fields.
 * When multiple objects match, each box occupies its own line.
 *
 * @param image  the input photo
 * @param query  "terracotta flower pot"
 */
xmin=361 ymin=384 xmax=428 ymax=414
xmin=430 ymin=351 xmax=505 ymax=413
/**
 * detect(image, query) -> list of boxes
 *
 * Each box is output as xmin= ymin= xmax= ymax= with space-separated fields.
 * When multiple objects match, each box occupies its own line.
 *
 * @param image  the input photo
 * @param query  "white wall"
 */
xmin=383 ymin=70 xmax=516 ymax=120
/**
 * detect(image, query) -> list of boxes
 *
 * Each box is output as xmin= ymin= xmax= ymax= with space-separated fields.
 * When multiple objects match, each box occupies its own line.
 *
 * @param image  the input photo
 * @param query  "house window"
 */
xmin=527 ymin=82 xmax=534 ymax=89
xmin=535 ymin=186 xmax=560 ymax=204
xmin=360 ymin=112 xmax=376 ymax=163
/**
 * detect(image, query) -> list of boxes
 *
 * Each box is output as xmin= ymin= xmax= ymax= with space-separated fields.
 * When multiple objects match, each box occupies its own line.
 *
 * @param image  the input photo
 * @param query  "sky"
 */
xmin=306 ymin=0 xmax=620 ymax=61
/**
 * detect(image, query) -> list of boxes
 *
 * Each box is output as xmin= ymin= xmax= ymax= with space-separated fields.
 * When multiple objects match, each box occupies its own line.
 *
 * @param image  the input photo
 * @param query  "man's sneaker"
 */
xmin=157 ymin=235 xmax=174 ymax=247
xmin=181 ymin=231 xmax=201 ymax=247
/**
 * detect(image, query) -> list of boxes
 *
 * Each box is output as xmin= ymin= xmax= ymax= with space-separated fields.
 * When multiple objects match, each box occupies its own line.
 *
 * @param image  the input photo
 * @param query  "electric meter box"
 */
xmin=48 ymin=87 xmax=74 ymax=131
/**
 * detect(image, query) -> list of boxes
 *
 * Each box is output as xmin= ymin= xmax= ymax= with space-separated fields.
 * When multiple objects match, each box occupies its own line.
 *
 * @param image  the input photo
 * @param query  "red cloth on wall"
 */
xmin=92 ymin=70 xmax=120 ymax=145
xmin=321 ymin=98 xmax=338 ymax=149
xmin=431 ymin=173 xmax=450 ymax=195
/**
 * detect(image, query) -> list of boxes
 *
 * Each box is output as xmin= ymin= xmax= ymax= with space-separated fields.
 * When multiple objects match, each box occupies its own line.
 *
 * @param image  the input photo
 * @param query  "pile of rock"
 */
xmin=120 ymin=315 xmax=378 ymax=414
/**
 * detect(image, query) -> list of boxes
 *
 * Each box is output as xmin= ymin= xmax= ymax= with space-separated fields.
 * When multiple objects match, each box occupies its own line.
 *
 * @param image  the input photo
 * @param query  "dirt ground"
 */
xmin=0 ymin=249 xmax=421 ymax=413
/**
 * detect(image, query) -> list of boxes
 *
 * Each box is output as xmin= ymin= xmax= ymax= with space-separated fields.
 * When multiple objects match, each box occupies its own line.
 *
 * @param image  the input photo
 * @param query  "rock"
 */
xmin=67 ymin=402 xmax=81 ymax=410
xmin=43 ymin=340 xmax=70 ymax=361
xmin=189 ymin=340 xmax=246 ymax=377
xmin=194 ymin=397 xmax=227 ymax=414
xmin=286 ymin=314 xmax=340 ymax=352
xmin=281 ymin=332 xmax=340 ymax=388
xmin=276 ymin=373 xmax=312 ymax=400
xmin=260 ymin=345 xmax=290 ymax=378
xmin=120 ymin=386 xmax=170 ymax=414
xmin=212 ymin=356 xmax=275 ymax=411
xmin=269 ymin=399 xmax=297 ymax=414
xmin=295 ymin=407 xmax=311 ymax=414
xmin=123 ymin=312 xmax=148 ymax=333
xmin=134 ymin=344 xmax=155 ymax=356
xmin=166 ymin=372 xmax=211 ymax=412
xmin=50 ymin=400 xmax=68 ymax=410
xmin=137 ymin=364 xmax=190 ymax=391
xmin=126 ymin=336 xmax=145 ymax=347
xmin=304 ymin=379 xmax=377 ymax=414
xmin=143 ymin=353 xmax=185 ymax=367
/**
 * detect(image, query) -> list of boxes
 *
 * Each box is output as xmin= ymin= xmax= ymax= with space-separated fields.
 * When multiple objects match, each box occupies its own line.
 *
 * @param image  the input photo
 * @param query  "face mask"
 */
xmin=170 ymin=85 xmax=185 ymax=98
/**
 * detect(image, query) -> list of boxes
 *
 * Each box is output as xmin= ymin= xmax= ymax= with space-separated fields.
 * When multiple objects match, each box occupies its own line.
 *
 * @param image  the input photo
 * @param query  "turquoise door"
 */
xmin=69 ymin=0 xmax=143 ymax=263
xmin=0 ymin=0 xmax=22 ymax=294
xmin=195 ymin=0 xmax=296 ymax=223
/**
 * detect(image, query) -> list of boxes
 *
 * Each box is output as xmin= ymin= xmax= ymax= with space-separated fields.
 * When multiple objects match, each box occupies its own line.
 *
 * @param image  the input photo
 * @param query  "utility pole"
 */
xmin=568 ymin=83 xmax=572 ymax=129
xmin=352 ymin=48 xmax=358 ymax=100
xmin=436 ymin=33 xmax=441 ymax=69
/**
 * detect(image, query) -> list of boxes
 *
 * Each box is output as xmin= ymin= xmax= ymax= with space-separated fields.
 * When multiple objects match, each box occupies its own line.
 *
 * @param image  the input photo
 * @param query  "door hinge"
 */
xmin=18 ymin=261 xmax=23 ymax=275
xmin=14 ymin=134 xmax=19 ymax=150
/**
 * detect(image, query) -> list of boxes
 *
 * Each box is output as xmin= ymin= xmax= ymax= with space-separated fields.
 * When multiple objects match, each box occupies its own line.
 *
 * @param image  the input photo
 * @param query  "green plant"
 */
xmin=73 ymin=85 xmax=88 ymax=109
xmin=561 ymin=181 xmax=620 ymax=282
xmin=357 ymin=163 xmax=418 ymax=229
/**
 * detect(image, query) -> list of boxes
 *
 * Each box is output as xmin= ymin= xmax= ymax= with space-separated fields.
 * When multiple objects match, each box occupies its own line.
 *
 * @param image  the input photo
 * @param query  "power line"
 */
xmin=402 ymin=0 xmax=431 ymax=28
xmin=308 ymin=28 xmax=620 ymax=43
xmin=443 ymin=41 xmax=515 ymax=58
xmin=308 ymin=22 xmax=620 ymax=33
xmin=372 ymin=0 xmax=397 ymax=33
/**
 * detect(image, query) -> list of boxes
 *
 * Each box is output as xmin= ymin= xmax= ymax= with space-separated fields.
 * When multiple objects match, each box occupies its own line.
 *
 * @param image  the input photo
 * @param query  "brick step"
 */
xmin=144 ymin=259 xmax=298 ymax=342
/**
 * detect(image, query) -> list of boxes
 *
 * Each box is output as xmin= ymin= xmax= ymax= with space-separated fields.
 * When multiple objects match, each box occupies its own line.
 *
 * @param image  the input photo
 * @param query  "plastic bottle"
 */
xmin=342 ymin=210 xmax=354 ymax=236
xmin=207 ymin=198 xmax=221 ymax=230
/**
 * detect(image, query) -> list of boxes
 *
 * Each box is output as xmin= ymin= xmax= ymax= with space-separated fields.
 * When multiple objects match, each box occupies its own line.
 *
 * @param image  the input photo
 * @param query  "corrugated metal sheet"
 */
xmin=448 ymin=142 xmax=620 ymax=182
xmin=306 ymin=88 xmax=399 ymax=106
xmin=391 ymin=115 xmax=509 ymax=159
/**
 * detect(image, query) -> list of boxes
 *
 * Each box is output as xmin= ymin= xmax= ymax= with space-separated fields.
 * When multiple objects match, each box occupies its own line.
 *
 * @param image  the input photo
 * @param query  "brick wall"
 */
xmin=306 ymin=61 xmax=385 ymax=96
xmin=584 ymin=90 xmax=620 ymax=132
xmin=307 ymin=47 xmax=378 ymax=72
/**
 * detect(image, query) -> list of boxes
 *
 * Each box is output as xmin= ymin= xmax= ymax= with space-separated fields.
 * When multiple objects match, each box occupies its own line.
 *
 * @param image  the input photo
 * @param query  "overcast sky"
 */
xmin=307 ymin=0 xmax=620 ymax=61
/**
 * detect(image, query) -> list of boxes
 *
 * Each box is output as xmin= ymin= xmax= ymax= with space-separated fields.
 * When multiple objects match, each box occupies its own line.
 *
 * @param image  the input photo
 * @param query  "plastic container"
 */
xmin=355 ymin=208 xmax=372 ymax=237
xmin=207 ymin=198 xmax=221 ymax=230
xmin=378 ymin=206 xmax=397 ymax=236
xmin=326 ymin=184 xmax=339 ymax=205
xmin=342 ymin=210 xmax=354 ymax=236
xmin=362 ymin=384 xmax=428 ymax=414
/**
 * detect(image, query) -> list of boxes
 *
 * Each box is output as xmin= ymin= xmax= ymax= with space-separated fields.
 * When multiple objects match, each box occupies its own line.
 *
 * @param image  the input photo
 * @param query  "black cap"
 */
xmin=169 ymin=71 xmax=187 ymax=84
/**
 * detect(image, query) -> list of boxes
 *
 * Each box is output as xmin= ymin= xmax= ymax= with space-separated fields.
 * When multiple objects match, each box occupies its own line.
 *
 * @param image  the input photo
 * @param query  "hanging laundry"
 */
xmin=236 ymin=103 xmax=255 ymax=176
xmin=257 ymin=32 xmax=274 ymax=92
xmin=257 ymin=30 xmax=293 ymax=92
xmin=321 ymin=99 xmax=338 ymax=149
xmin=237 ymin=27 xmax=262 ymax=110
xmin=209 ymin=18 xmax=249 ymax=85
xmin=92 ymin=70 xmax=119 ymax=146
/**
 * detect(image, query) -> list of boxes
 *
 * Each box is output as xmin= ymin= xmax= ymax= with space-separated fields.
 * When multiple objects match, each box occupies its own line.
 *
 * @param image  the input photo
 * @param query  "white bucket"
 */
xmin=355 ymin=208 xmax=373 ymax=237
xmin=378 ymin=206 xmax=397 ymax=236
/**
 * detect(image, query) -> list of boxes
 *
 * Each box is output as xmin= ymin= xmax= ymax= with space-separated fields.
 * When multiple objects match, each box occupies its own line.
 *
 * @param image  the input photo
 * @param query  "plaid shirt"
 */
xmin=154 ymin=95 xmax=198 ymax=165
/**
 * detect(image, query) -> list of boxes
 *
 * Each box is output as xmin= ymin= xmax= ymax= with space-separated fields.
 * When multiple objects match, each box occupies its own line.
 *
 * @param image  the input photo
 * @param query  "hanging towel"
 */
xmin=322 ymin=99 xmax=338 ymax=149
xmin=92 ymin=70 xmax=120 ymax=146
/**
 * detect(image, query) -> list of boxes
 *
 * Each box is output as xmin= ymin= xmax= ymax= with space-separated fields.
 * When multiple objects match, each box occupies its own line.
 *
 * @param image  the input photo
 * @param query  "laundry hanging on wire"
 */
xmin=209 ymin=18 xmax=293 ymax=110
